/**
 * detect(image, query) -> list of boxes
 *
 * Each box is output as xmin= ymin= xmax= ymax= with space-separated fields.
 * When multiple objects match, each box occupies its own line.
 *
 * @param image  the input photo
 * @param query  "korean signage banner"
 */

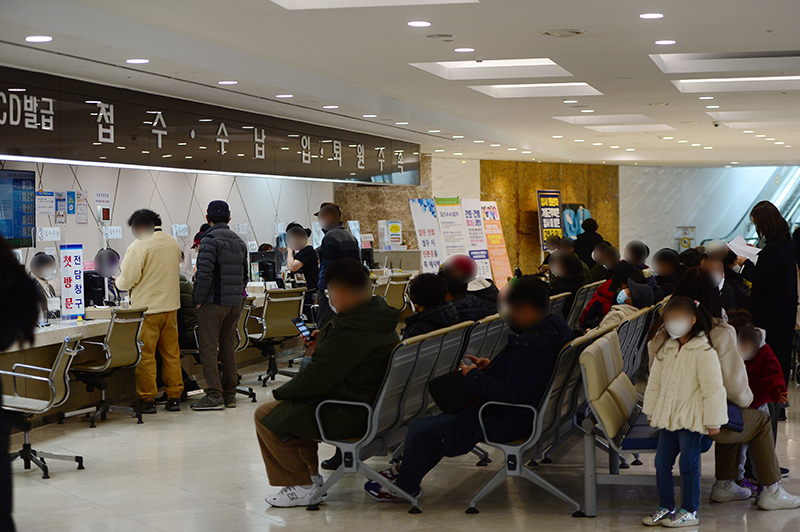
xmin=0 ymin=66 xmax=419 ymax=184
xmin=480 ymin=201 xmax=513 ymax=288
xmin=536 ymin=190 xmax=563 ymax=249
xmin=434 ymin=197 xmax=469 ymax=260
xmin=461 ymin=198 xmax=493 ymax=280
xmin=59 ymin=244 xmax=84 ymax=320
xmin=408 ymin=199 xmax=443 ymax=274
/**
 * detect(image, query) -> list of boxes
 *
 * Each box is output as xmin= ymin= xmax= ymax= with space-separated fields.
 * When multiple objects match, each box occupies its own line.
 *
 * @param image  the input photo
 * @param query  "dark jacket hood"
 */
xmin=331 ymin=295 xmax=399 ymax=333
xmin=520 ymin=313 xmax=575 ymax=355
xmin=405 ymin=301 xmax=459 ymax=331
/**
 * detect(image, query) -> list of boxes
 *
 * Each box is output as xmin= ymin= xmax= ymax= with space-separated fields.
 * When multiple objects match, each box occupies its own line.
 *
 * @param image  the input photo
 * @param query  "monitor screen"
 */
xmin=0 ymin=169 xmax=36 ymax=248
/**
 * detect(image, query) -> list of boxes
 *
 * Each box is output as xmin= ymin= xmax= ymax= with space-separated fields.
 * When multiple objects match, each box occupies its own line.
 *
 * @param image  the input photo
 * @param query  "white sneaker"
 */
xmin=265 ymin=485 xmax=318 ymax=508
xmin=757 ymin=482 xmax=800 ymax=510
xmin=663 ymin=509 xmax=699 ymax=528
xmin=710 ymin=480 xmax=752 ymax=502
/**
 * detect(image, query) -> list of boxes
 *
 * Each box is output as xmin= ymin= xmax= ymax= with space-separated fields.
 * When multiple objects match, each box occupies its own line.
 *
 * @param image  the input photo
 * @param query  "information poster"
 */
xmin=536 ymin=190 xmax=563 ymax=248
xmin=387 ymin=220 xmax=402 ymax=247
xmin=408 ymin=199 xmax=443 ymax=274
xmin=461 ymin=199 xmax=493 ymax=280
xmin=347 ymin=220 xmax=361 ymax=244
xmin=35 ymin=190 xmax=55 ymax=215
xmin=54 ymin=191 xmax=67 ymax=226
xmin=434 ymin=197 xmax=469 ymax=260
xmin=59 ymin=244 xmax=84 ymax=320
xmin=481 ymin=201 xmax=513 ymax=288
xmin=76 ymin=190 xmax=89 ymax=225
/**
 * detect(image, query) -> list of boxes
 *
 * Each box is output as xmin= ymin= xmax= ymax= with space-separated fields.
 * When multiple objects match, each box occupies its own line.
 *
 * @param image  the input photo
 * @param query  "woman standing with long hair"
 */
xmin=739 ymin=200 xmax=798 ymax=387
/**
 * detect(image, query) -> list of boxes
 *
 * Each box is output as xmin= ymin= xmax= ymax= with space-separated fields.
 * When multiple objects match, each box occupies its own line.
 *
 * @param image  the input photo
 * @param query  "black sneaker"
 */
xmin=133 ymin=399 xmax=157 ymax=414
xmin=781 ymin=467 xmax=790 ymax=478
xmin=190 ymin=394 xmax=224 ymax=411
xmin=154 ymin=393 xmax=169 ymax=404
xmin=321 ymin=449 xmax=342 ymax=471
xmin=224 ymin=396 xmax=236 ymax=408
xmin=165 ymin=398 xmax=181 ymax=412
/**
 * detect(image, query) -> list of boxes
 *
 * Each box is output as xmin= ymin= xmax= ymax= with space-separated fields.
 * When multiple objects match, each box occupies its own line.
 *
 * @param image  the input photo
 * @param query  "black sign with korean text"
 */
xmin=0 ymin=67 xmax=419 ymax=184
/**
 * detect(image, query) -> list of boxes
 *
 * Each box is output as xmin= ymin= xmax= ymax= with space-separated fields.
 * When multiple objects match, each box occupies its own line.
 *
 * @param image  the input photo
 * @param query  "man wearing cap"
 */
xmin=315 ymin=203 xmax=360 ymax=329
xmin=191 ymin=200 xmax=249 ymax=411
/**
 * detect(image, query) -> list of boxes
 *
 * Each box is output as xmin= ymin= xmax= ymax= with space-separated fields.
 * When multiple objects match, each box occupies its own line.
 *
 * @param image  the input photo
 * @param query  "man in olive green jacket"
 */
xmin=254 ymin=259 xmax=400 ymax=508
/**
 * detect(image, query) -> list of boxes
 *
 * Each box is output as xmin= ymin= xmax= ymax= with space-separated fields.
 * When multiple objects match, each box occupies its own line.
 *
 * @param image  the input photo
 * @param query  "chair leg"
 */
xmin=582 ymin=418 xmax=597 ymax=518
xmin=359 ymin=463 xmax=421 ymax=513
xmin=467 ymin=465 xmax=509 ymax=514
xmin=36 ymin=451 xmax=84 ymax=471
xmin=631 ymin=453 xmax=643 ymax=466
xmin=236 ymin=385 xmax=257 ymax=402
xmin=520 ymin=465 xmax=583 ymax=514
xmin=471 ymin=445 xmax=492 ymax=466
xmin=28 ymin=452 xmax=50 ymax=479
xmin=309 ymin=464 xmax=347 ymax=507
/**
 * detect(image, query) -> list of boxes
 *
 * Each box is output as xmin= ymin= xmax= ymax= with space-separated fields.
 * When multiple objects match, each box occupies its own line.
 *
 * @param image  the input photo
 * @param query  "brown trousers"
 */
xmin=254 ymin=400 xmax=319 ymax=486
xmin=197 ymin=302 xmax=242 ymax=398
xmin=711 ymin=408 xmax=781 ymax=485
xmin=137 ymin=310 xmax=184 ymax=402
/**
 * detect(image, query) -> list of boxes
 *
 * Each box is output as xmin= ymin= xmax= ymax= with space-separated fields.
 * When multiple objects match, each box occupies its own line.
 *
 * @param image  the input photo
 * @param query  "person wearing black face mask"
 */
xmin=364 ymin=275 xmax=574 ymax=502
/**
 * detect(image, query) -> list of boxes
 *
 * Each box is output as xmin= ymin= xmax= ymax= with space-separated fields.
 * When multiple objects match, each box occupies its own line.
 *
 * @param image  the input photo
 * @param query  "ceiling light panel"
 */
xmin=409 ymin=58 xmax=572 ymax=80
xmin=721 ymin=120 xmax=800 ymax=130
xmin=672 ymin=75 xmax=800 ymax=93
xmin=469 ymin=82 xmax=602 ymax=99
xmin=552 ymin=114 xmax=654 ymax=125
xmin=651 ymin=50 xmax=800 ymax=74
xmin=584 ymin=124 xmax=676 ymax=132
xmin=269 ymin=0 xmax=477 ymax=8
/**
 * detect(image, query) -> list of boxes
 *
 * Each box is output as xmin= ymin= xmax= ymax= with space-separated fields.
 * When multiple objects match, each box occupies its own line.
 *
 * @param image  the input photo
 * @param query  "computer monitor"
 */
xmin=0 ymin=169 xmax=36 ymax=248
xmin=250 ymin=251 xmax=277 ymax=282
xmin=84 ymin=270 xmax=106 ymax=307
xmin=361 ymin=247 xmax=377 ymax=269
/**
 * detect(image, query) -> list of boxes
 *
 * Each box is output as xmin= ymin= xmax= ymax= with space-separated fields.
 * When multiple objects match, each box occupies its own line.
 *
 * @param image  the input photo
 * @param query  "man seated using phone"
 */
xmin=254 ymin=259 xmax=400 ymax=508
xmin=364 ymin=276 xmax=575 ymax=502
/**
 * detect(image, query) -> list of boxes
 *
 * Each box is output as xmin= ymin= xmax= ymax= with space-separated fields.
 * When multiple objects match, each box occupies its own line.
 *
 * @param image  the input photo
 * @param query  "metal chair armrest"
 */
xmin=0 ymin=369 xmax=55 ymax=402
xmin=10 ymin=363 xmax=50 ymax=374
xmin=477 ymin=401 xmax=539 ymax=448
xmin=314 ymin=399 xmax=374 ymax=446
xmin=80 ymin=340 xmax=106 ymax=346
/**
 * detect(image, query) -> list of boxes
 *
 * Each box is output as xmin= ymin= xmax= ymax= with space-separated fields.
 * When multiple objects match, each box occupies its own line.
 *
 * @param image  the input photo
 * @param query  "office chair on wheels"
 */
xmin=248 ymin=288 xmax=306 ymax=386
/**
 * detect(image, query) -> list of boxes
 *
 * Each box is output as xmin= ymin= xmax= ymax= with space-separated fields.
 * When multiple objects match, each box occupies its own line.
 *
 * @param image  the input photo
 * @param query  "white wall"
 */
xmin=3 ymin=161 xmax=333 ymax=274
xmin=619 ymin=165 xmax=775 ymax=250
xmin=430 ymin=157 xmax=481 ymax=199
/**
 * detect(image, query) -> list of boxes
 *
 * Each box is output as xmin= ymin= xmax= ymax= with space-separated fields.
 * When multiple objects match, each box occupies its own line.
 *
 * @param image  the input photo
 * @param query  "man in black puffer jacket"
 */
xmin=192 ymin=200 xmax=249 ymax=411
xmin=402 ymin=273 xmax=461 ymax=339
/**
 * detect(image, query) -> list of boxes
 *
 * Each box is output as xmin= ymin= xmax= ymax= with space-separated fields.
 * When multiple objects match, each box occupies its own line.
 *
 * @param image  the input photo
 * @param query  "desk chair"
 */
xmin=248 ymin=288 xmax=306 ymax=386
xmin=382 ymin=273 xmax=412 ymax=311
xmin=63 ymin=307 xmax=147 ymax=427
xmin=2 ymin=336 xmax=85 ymax=478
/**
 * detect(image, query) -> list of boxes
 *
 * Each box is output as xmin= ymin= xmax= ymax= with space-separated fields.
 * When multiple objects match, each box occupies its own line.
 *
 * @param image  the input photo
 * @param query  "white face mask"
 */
xmin=732 ymin=264 xmax=742 ymax=274
xmin=665 ymin=318 xmax=693 ymax=339
xmin=42 ymin=270 xmax=56 ymax=281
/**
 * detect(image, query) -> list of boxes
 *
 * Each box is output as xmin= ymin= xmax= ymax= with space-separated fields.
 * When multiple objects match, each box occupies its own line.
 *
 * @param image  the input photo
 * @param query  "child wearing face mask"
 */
xmin=642 ymin=296 xmax=728 ymax=527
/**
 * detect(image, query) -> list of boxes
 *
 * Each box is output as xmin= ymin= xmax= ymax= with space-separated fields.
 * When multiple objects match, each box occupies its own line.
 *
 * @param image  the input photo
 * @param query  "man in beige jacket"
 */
xmin=116 ymin=209 xmax=183 ymax=414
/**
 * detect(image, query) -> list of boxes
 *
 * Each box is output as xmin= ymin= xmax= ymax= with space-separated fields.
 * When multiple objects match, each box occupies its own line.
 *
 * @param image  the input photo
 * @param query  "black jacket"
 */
xmin=742 ymin=239 xmax=798 ymax=325
xmin=724 ymin=266 xmax=751 ymax=310
xmin=402 ymin=302 xmax=460 ymax=339
xmin=720 ymin=282 xmax=737 ymax=312
xmin=574 ymin=230 xmax=604 ymax=268
xmin=655 ymin=266 xmax=686 ymax=296
xmin=549 ymin=273 xmax=586 ymax=318
xmin=193 ymin=222 xmax=249 ymax=306
xmin=451 ymin=293 xmax=492 ymax=322
xmin=441 ymin=314 xmax=575 ymax=456
xmin=469 ymin=281 xmax=500 ymax=314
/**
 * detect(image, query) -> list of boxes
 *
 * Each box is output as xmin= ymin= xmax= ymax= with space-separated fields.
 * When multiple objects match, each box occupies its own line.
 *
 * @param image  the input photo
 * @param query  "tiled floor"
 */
xmin=9 ymin=366 xmax=800 ymax=532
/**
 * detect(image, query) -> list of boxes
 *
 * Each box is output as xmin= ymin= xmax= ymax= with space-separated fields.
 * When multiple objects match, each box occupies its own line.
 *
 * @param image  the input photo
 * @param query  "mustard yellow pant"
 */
xmin=136 ymin=310 xmax=184 ymax=402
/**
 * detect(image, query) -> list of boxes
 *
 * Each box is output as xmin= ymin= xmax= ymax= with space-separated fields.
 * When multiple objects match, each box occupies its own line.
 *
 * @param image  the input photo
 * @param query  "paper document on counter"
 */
xmin=728 ymin=235 xmax=760 ymax=264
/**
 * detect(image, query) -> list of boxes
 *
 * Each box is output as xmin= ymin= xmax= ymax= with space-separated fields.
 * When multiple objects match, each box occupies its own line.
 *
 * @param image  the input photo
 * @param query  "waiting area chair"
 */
xmin=2 ymin=336 xmax=85 ymax=478
xmin=549 ymin=292 xmax=571 ymax=317
xmin=248 ymin=288 xmax=306 ymax=385
xmin=65 ymin=308 xmax=147 ymax=427
xmin=382 ymin=273 xmax=412 ymax=311
xmin=565 ymin=280 xmax=604 ymax=330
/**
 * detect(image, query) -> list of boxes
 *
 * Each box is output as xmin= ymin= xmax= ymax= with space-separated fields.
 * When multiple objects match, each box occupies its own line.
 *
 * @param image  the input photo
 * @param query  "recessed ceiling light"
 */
xmin=92 ymin=142 xmax=101 ymax=146
xmin=574 ymin=139 xmax=584 ymax=143
xmin=704 ymin=146 xmax=713 ymax=149
xmin=490 ymin=144 xmax=501 ymax=147
xmin=408 ymin=21 xmax=432 ymax=28
xmin=692 ymin=143 xmax=701 ymax=146
xmin=626 ymin=148 xmax=635 ymax=151
xmin=323 ymin=105 xmax=338 ymax=109
xmin=785 ymin=145 xmax=793 ymax=148
xmin=237 ymin=153 xmax=245 ymax=157
xmin=126 ymin=58 xmax=149 ymax=64
xmin=699 ymin=96 xmax=714 ymax=100
xmin=776 ymin=141 xmax=785 ymax=145
xmin=581 ymin=109 xmax=594 ymax=113
xmin=592 ymin=142 xmax=602 ymax=146
xmin=453 ymin=152 xmax=463 ymax=155
xmin=731 ymin=162 xmax=739 ymax=164
xmin=116 ymin=146 xmax=125 ymax=150
xmin=288 ymin=134 xmax=300 ymax=138
xmin=199 ymin=146 xmax=207 ymax=149
xmin=452 ymin=135 xmax=464 ymax=139
xmin=276 ymin=94 xmax=293 ymax=98
xmin=281 ymin=146 xmax=290 ymax=150
xmin=395 ymin=121 xmax=409 ymax=125
xmin=743 ymin=130 xmax=754 ymax=133
xmin=141 ymin=150 xmax=149 ymax=154
xmin=662 ymin=136 xmax=674 ymax=140
xmin=552 ymin=135 xmax=563 ymax=139
xmin=755 ymin=134 xmax=766 ymax=137
xmin=428 ymin=129 xmax=441 ymax=133
xmin=655 ymin=40 xmax=676 ymax=46
xmin=766 ymin=137 xmax=775 ymax=140
xmin=507 ymin=147 xmax=517 ymax=150
xmin=25 ymin=35 xmax=52 ymax=43
xmin=706 ymin=105 xmax=720 ymax=109
xmin=640 ymin=13 xmax=664 ymax=19
xmin=474 ymin=140 xmax=484 ymax=143
xmin=199 ymin=118 xmax=212 ymax=122
xmin=563 ymin=100 xmax=578 ymax=104
xmin=178 ymin=142 xmax=188 ymax=146
xmin=8 ymin=88 xmax=25 ymax=92
xmin=610 ymin=145 xmax=620 ymax=149
xmin=162 ymin=154 xmax=172 ymax=158
xmin=454 ymin=48 xmax=475 ymax=53
xmin=362 ymin=114 xmax=377 ymax=118
xmin=678 ymin=140 xmax=688 ymax=143
xmin=99 ymin=156 xmax=107 ymax=160
xmin=522 ymin=150 xmax=531 ymax=153
xmin=185 ymin=155 xmax=192 ymax=159
xmin=85 ymin=100 xmax=100 ymax=104
xmin=218 ymin=80 xmax=238 ymax=85
xmin=435 ymin=149 xmax=445 ymax=152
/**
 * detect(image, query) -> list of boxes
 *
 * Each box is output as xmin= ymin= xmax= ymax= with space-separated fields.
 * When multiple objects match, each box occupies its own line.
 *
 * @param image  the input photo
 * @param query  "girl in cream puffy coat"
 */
xmin=641 ymin=297 xmax=728 ymax=528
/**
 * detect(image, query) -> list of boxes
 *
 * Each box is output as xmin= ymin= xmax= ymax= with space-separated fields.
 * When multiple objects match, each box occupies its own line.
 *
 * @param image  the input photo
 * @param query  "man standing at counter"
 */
xmin=315 ymin=203 xmax=360 ymax=329
xmin=116 ymin=209 xmax=184 ymax=414
xmin=191 ymin=200 xmax=249 ymax=411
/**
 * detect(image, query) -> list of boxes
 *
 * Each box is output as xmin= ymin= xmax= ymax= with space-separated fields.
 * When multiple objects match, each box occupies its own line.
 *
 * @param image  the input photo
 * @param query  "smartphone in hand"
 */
xmin=292 ymin=317 xmax=314 ymax=340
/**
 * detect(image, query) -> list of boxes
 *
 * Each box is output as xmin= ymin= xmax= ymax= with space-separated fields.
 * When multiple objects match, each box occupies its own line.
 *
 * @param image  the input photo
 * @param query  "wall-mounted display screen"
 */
xmin=0 ymin=169 xmax=36 ymax=248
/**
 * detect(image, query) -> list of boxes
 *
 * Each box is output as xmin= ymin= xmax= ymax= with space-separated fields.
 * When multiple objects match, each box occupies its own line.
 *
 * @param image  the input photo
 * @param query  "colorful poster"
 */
xmin=434 ymin=197 xmax=469 ymax=260
xmin=387 ymin=220 xmax=402 ymax=246
xmin=461 ymin=198 xmax=492 ymax=280
xmin=76 ymin=190 xmax=89 ymax=225
xmin=35 ymin=191 xmax=55 ymax=215
xmin=408 ymin=199 xmax=443 ymax=274
xmin=66 ymin=190 xmax=76 ymax=215
xmin=537 ymin=190 xmax=564 ymax=247
xmin=481 ymin=201 xmax=513 ymax=288
xmin=59 ymin=244 xmax=84 ymax=320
